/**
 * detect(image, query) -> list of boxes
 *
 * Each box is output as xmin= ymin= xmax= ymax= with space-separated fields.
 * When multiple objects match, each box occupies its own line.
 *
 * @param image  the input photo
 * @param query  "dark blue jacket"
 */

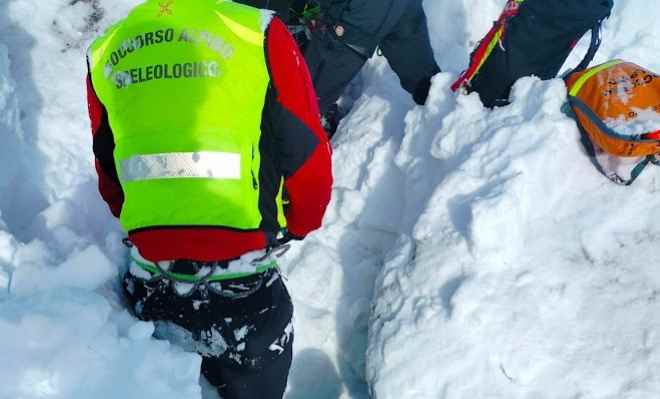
xmin=320 ymin=0 xmax=420 ymax=57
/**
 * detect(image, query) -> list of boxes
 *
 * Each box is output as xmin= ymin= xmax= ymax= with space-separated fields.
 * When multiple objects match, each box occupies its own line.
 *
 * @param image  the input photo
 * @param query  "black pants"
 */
xmin=305 ymin=0 xmax=440 ymax=113
xmin=123 ymin=268 xmax=294 ymax=399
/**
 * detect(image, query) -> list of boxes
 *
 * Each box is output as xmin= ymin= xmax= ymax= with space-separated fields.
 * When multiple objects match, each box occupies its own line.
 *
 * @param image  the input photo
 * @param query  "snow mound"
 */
xmin=11 ymin=245 xmax=116 ymax=296
xmin=282 ymin=1 xmax=660 ymax=397
xmin=366 ymin=75 xmax=660 ymax=399
xmin=0 ymin=289 xmax=202 ymax=399
xmin=363 ymin=2 xmax=660 ymax=397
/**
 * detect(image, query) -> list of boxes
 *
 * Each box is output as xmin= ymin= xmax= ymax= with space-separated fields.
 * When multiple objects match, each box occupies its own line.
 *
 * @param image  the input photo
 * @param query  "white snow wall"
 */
xmin=365 ymin=1 xmax=660 ymax=398
xmin=0 ymin=1 xmax=204 ymax=398
xmin=0 ymin=43 xmax=22 ymax=297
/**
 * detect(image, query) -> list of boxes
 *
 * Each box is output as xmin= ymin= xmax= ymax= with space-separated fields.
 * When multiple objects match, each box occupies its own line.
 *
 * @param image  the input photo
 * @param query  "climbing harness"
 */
xmin=124 ymin=239 xmax=290 ymax=298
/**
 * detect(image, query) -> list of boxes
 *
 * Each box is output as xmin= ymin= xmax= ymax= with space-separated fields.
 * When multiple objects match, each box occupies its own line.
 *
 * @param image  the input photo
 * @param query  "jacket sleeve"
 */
xmin=86 ymin=73 xmax=124 ymax=218
xmin=264 ymin=17 xmax=333 ymax=238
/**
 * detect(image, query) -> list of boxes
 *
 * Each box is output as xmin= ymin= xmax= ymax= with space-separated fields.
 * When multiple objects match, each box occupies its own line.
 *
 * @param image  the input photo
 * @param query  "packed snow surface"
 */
xmin=366 ymin=75 xmax=660 ymax=399
xmin=0 ymin=0 xmax=659 ymax=399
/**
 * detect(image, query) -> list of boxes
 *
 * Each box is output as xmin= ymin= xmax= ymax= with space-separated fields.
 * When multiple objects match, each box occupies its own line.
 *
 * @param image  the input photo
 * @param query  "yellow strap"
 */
xmin=478 ymin=28 xmax=504 ymax=76
xmin=467 ymin=0 xmax=524 ymax=84
xmin=568 ymin=59 xmax=624 ymax=97
xmin=467 ymin=27 xmax=504 ymax=83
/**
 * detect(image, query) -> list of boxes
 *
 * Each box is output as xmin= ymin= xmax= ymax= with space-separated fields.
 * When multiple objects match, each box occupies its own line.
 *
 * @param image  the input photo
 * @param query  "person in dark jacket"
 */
xmin=236 ymin=0 xmax=292 ymax=21
xmin=237 ymin=0 xmax=440 ymax=134
xmin=85 ymin=1 xmax=332 ymax=398
xmin=305 ymin=0 xmax=440 ymax=129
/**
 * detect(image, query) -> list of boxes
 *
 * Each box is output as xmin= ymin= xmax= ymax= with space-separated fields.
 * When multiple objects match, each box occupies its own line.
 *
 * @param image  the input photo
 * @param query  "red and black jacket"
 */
xmin=86 ymin=17 xmax=333 ymax=262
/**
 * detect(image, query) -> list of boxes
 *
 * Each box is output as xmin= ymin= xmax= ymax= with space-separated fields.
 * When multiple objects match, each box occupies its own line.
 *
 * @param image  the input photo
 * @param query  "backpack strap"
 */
xmin=576 ymin=22 xmax=603 ymax=71
xmin=454 ymin=4 xmax=607 ymax=93
xmin=568 ymin=95 xmax=660 ymax=143
xmin=609 ymin=156 xmax=655 ymax=186
xmin=577 ymin=122 xmax=656 ymax=186
xmin=642 ymin=130 xmax=660 ymax=140
xmin=563 ymin=20 xmax=605 ymax=77
xmin=565 ymin=99 xmax=659 ymax=186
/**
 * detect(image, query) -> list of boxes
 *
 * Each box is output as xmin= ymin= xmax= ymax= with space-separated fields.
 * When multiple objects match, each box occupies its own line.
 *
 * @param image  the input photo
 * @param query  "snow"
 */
xmin=605 ymin=108 xmax=660 ymax=137
xmin=154 ymin=321 xmax=230 ymax=358
xmin=361 ymin=2 xmax=660 ymax=398
xmin=0 ymin=289 xmax=201 ymax=399
xmin=366 ymin=75 xmax=660 ymax=399
xmin=12 ymin=245 xmax=116 ymax=296
xmin=0 ymin=0 xmax=658 ymax=398
xmin=0 ymin=44 xmax=22 ymax=218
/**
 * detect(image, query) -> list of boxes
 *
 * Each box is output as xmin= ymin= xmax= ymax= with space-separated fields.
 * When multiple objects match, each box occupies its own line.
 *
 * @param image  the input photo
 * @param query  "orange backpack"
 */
xmin=565 ymin=60 xmax=660 ymax=185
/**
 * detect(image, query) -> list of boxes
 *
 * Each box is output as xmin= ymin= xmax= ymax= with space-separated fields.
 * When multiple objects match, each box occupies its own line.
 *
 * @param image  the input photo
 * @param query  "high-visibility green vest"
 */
xmin=89 ymin=0 xmax=278 ymax=233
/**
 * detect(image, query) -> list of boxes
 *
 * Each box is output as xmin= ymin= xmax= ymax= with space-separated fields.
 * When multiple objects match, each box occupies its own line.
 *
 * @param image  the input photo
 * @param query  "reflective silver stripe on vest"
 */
xmin=120 ymin=151 xmax=241 ymax=181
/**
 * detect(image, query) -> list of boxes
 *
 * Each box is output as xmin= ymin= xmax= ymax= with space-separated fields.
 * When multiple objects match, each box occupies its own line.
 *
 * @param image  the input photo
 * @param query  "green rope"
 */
xmin=131 ymin=257 xmax=278 ymax=283
xmin=290 ymin=3 xmax=321 ymax=23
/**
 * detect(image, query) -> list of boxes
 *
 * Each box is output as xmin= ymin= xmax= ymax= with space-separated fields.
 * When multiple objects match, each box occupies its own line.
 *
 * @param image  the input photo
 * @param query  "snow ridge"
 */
xmin=367 ymin=75 xmax=660 ymax=399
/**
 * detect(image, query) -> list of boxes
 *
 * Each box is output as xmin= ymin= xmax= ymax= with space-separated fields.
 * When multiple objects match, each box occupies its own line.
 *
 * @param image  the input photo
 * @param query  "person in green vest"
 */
xmin=85 ymin=0 xmax=332 ymax=397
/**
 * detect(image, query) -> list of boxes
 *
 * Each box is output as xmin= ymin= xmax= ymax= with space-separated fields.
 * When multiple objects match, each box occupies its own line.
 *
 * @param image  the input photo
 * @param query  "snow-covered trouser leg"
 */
xmin=123 ymin=268 xmax=294 ymax=399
